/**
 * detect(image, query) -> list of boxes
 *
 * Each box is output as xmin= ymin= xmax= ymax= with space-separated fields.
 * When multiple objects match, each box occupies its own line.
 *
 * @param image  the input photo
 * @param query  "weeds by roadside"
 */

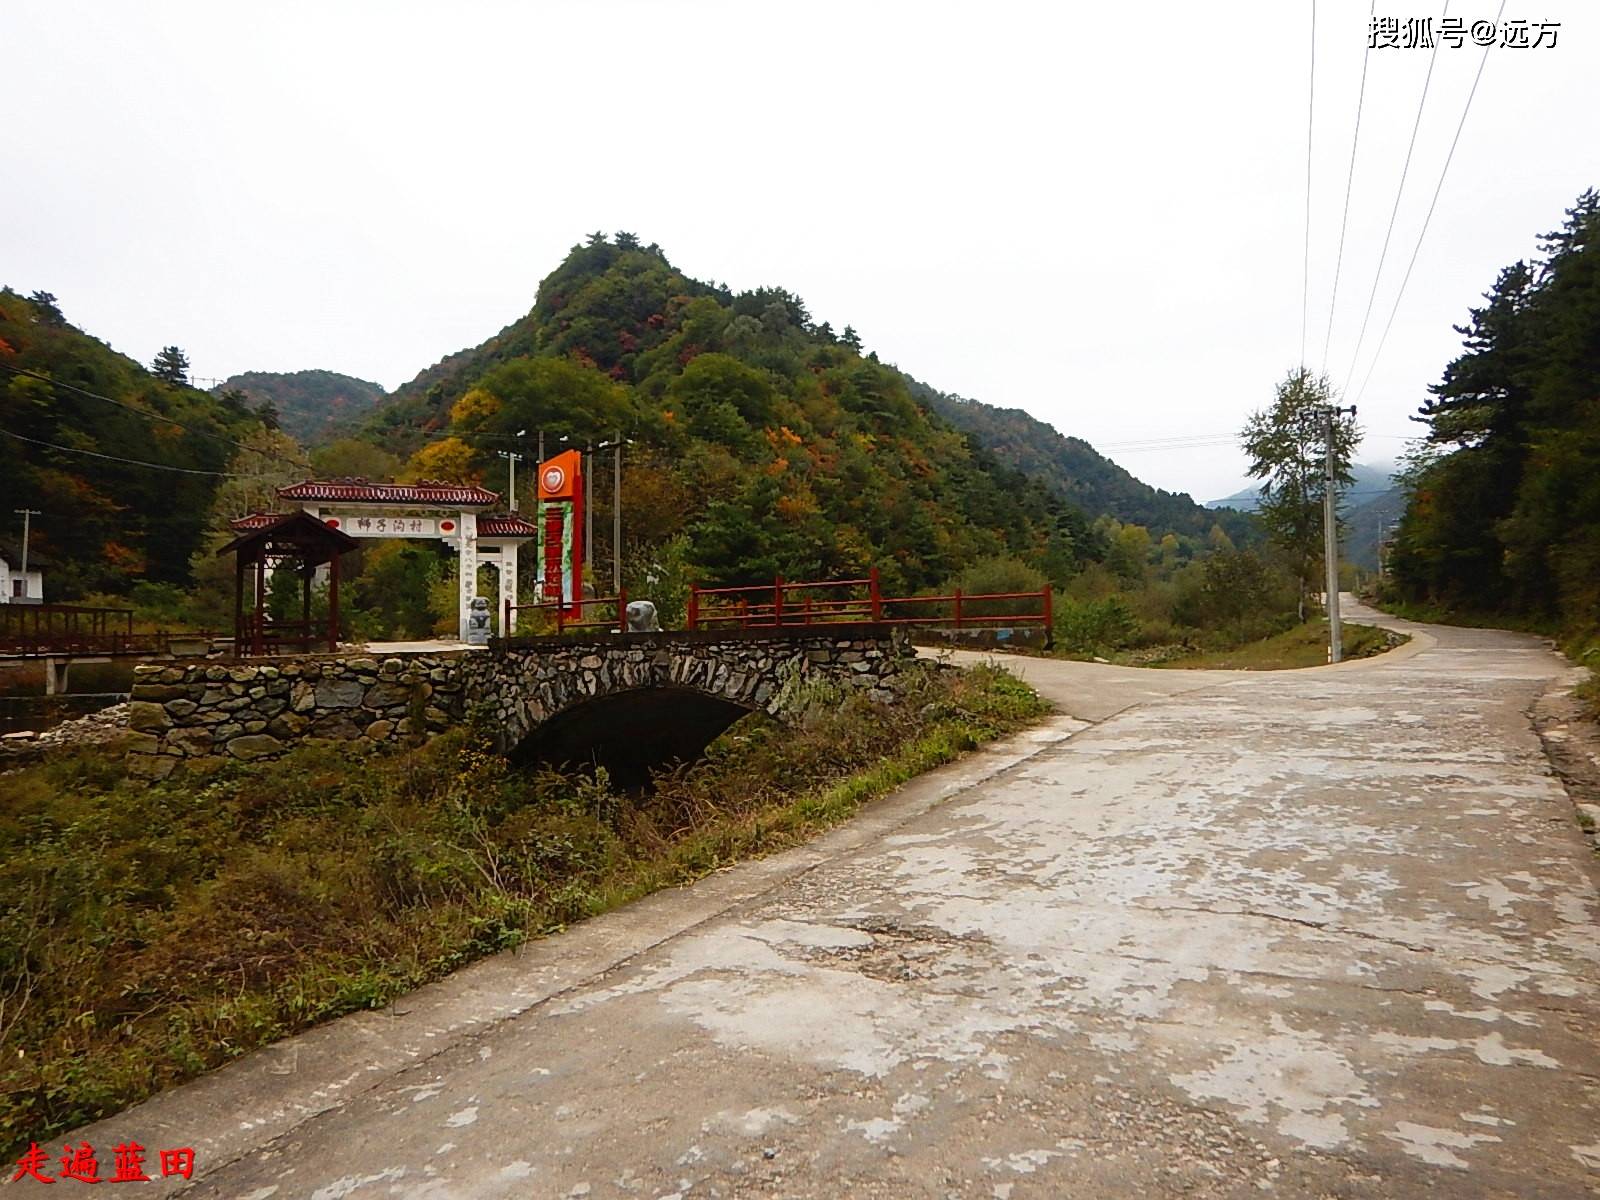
xmin=1145 ymin=621 xmax=1401 ymax=670
xmin=0 ymin=661 xmax=1046 ymax=1157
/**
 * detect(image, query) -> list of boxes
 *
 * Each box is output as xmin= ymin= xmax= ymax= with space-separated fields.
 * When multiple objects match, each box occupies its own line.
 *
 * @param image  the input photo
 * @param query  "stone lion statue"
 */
xmin=625 ymin=600 xmax=661 ymax=633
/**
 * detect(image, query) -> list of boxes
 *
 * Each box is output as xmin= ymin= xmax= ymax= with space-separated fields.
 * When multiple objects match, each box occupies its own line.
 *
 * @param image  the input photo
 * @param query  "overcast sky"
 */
xmin=5 ymin=1 xmax=1595 ymax=502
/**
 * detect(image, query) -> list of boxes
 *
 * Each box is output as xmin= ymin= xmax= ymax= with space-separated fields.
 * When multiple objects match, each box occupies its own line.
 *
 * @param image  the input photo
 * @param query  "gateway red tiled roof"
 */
xmin=233 ymin=510 xmax=536 ymax=537
xmin=477 ymin=515 xmax=539 ymax=537
xmin=277 ymin=479 xmax=501 ymax=506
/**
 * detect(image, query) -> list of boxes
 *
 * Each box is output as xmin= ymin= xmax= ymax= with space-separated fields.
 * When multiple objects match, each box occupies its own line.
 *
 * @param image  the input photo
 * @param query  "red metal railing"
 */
xmin=687 ymin=569 xmax=1053 ymax=643
xmin=504 ymin=590 xmax=628 ymax=637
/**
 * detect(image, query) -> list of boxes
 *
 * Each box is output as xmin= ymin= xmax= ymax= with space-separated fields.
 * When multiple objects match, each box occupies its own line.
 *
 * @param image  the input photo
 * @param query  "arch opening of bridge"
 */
xmin=507 ymin=685 xmax=756 ymax=789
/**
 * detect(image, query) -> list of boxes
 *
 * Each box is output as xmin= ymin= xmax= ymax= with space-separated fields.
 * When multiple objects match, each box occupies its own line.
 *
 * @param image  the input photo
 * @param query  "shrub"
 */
xmin=943 ymin=556 xmax=1049 ymax=619
xmin=1055 ymin=595 xmax=1138 ymax=654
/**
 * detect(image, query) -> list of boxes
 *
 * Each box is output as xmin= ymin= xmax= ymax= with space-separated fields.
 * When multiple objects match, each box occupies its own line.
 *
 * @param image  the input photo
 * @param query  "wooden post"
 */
xmin=954 ymin=588 xmax=963 ymax=630
xmin=233 ymin=553 xmax=245 ymax=658
xmin=1042 ymin=586 xmax=1054 ymax=650
xmin=869 ymin=567 xmax=882 ymax=622
xmin=253 ymin=556 xmax=266 ymax=656
xmin=773 ymin=575 xmax=784 ymax=627
xmin=301 ymin=567 xmax=312 ymax=655
xmin=687 ymin=585 xmax=699 ymax=631
xmin=617 ymin=587 xmax=628 ymax=634
xmin=327 ymin=552 xmax=341 ymax=653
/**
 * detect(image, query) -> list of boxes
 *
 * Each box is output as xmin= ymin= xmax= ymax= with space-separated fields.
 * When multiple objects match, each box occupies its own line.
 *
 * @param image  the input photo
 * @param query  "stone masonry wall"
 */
xmin=126 ymin=653 xmax=466 ymax=778
xmin=458 ymin=627 xmax=917 ymax=755
xmin=124 ymin=627 xmax=916 ymax=775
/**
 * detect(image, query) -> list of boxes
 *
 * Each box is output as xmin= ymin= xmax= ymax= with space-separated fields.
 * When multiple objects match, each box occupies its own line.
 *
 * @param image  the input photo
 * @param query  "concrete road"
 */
xmin=68 ymin=603 xmax=1600 ymax=1198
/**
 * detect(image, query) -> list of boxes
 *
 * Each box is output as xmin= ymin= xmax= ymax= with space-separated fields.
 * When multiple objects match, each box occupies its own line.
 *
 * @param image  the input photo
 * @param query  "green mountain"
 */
xmin=911 ymin=385 xmax=1255 ymax=543
xmin=369 ymin=234 xmax=1109 ymax=593
xmin=0 ymin=289 xmax=278 ymax=597
xmin=1344 ymin=487 xmax=1406 ymax=573
xmin=372 ymin=235 xmax=1247 ymax=593
xmin=218 ymin=369 xmax=387 ymax=446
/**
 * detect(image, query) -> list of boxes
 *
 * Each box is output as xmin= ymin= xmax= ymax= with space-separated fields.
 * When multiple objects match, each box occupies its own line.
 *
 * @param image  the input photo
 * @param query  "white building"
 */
xmin=0 ymin=545 xmax=43 ymax=604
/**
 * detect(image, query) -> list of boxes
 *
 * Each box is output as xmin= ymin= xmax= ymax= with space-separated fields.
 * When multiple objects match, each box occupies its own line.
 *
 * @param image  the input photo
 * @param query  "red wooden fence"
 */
xmin=687 ymin=569 xmax=1053 ymax=643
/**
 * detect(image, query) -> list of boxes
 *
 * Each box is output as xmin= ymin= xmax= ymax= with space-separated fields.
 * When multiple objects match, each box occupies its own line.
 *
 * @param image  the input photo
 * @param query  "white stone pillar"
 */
xmin=457 ymin=511 xmax=478 ymax=642
xmin=500 ymin=544 xmax=519 ymax=634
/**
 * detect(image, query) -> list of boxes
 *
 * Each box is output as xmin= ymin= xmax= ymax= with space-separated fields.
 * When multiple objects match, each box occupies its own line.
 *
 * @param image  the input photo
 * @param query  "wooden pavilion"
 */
xmin=218 ymin=510 xmax=358 ymax=655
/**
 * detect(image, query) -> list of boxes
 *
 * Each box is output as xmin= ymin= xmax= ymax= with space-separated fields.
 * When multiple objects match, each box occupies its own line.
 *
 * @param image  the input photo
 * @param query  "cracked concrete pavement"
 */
xmin=61 ymin=601 xmax=1600 ymax=1198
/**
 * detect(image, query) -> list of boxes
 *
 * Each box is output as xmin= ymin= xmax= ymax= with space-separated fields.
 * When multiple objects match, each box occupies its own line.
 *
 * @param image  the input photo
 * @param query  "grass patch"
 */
xmin=0 ymin=661 xmax=1046 ymax=1156
xmin=1149 ymin=620 xmax=1401 ymax=670
xmin=1573 ymin=670 xmax=1600 ymax=724
xmin=1370 ymin=597 xmax=1557 ymax=637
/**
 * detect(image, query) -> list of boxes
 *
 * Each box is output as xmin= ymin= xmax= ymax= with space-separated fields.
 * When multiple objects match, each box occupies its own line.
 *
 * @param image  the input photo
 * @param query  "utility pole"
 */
xmin=612 ymin=434 xmax=622 ymax=594
xmin=14 ymin=509 xmax=40 ymax=591
xmin=583 ymin=443 xmax=594 ymax=574
xmin=1321 ymin=404 xmax=1356 ymax=662
xmin=496 ymin=450 xmax=524 ymax=511
xmin=598 ymin=432 xmax=632 ymax=594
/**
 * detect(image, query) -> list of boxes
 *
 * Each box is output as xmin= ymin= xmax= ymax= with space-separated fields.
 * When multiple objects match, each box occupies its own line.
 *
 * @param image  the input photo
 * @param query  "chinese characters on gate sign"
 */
xmin=353 ymin=515 xmax=433 ymax=534
xmin=1369 ymin=17 xmax=1560 ymax=49
xmin=11 ymin=1141 xmax=196 ymax=1185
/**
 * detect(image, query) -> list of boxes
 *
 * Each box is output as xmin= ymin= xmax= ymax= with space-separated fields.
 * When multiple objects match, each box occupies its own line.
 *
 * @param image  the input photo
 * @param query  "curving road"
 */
xmin=73 ymin=603 xmax=1600 ymax=1198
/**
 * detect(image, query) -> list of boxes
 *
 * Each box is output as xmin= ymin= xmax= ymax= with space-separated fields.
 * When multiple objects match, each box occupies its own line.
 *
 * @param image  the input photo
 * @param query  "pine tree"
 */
xmin=151 ymin=345 xmax=190 ymax=385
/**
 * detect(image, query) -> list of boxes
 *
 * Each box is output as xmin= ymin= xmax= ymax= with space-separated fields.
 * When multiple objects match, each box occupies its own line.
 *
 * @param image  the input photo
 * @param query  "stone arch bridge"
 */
xmin=126 ymin=627 xmax=915 ymax=782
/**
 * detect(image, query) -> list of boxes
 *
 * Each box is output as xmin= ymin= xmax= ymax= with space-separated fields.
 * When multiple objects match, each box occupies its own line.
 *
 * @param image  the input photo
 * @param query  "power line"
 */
xmin=0 ymin=362 xmax=309 ymax=470
xmin=1097 ymin=432 xmax=1238 ymax=449
xmin=1341 ymin=0 xmax=1450 ymax=398
xmin=1353 ymin=0 xmax=1506 ymax=408
xmin=1320 ymin=0 xmax=1376 ymax=375
xmin=1 ymin=427 xmax=258 ymax=477
xmin=1301 ymin=0 xmax=1318 ymax=367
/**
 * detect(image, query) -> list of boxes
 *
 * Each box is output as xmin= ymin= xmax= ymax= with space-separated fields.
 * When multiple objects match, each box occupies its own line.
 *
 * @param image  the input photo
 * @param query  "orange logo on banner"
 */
xmin=537 ymin=449 xmax=581 ymax=501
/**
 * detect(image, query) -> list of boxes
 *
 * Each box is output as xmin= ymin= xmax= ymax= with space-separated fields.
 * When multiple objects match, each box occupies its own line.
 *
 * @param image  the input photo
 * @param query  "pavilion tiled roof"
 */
xmin=477 ymin=514 xmax=539 ymax=537
xmin=229 ymin=511 xmax=283 ymax=531
xmin=277 ymin=479 xmax=501 ymax=506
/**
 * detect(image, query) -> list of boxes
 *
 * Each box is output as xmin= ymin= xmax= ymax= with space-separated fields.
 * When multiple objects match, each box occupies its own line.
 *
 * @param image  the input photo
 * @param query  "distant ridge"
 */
xmin=911 ymin=384 xmax=1256 ymax=542
xmin=1206 ymin=463 xmax=1402 ymax=570
xmin=218 ymin=369 xmax=387 ymax=446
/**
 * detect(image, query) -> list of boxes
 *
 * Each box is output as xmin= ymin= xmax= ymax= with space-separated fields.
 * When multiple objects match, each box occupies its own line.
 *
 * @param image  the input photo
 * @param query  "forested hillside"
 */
xmin=374 ymin=234 xmax=1098 ymax=595
xmin=0 ymin=289 xmax=286 ymax=596
xmin=371 ymin=235 xmax=1248 ymax=592
xmin=218 ymin=369 xmax=387 ymax=445
xmin=912 ymin=384 xmax=1256 ymax=544
xmin=1390 ymin=189 xmax=1600 ymax=649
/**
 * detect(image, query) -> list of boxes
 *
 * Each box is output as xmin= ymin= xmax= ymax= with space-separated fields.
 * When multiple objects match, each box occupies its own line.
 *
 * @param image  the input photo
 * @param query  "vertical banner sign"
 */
xmin=536 ymin=450 xmax=584 ymax=618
